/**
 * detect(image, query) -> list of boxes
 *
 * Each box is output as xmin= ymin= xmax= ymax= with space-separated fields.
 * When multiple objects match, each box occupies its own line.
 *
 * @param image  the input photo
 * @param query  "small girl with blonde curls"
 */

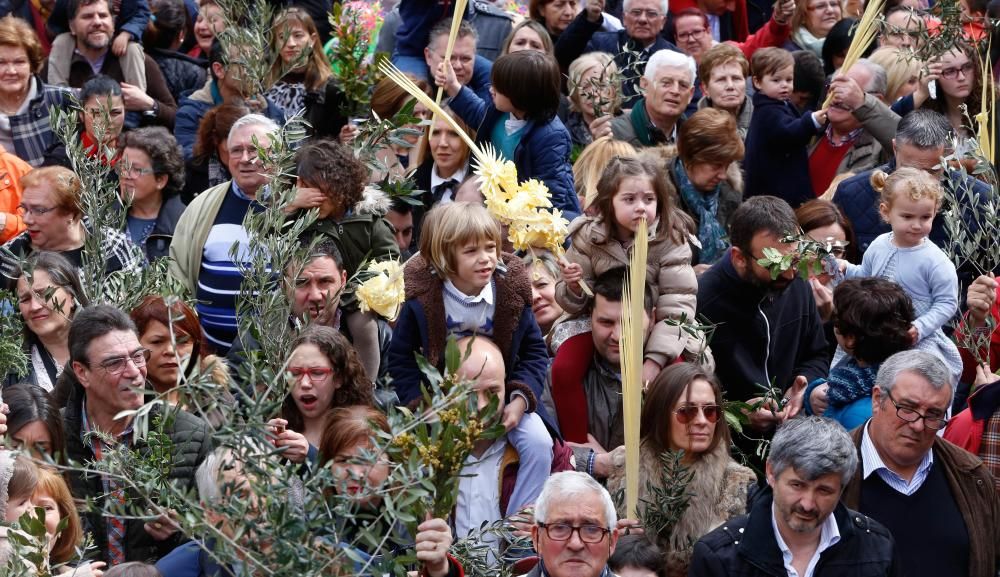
xmin=841 ymin=166 xmax=962 ymax=384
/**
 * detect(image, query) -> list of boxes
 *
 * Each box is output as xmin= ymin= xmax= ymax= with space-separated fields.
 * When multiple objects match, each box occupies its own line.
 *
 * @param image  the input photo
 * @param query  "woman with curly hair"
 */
xmin=119 ymin=126 xmax=187 ymax=260
xmin=804 ymin=277 xmax=916 ymax=429
xmin=287 ymin=138 xmax=400 ymax=383
xmin=269 ymin=326 xmax=375 ymax=464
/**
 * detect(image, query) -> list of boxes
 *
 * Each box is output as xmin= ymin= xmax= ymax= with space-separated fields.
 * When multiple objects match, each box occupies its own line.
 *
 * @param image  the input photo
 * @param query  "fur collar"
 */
xmin=403 ymin=252 xmax=532 ymax=366
xmin=354 ymin=186 xmax=391 ymax=216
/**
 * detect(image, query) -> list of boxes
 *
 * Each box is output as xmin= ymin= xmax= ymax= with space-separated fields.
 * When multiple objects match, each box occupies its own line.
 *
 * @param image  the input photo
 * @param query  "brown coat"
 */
xmin=606 ymin=440 xmax=756 ymax=577
xmin=844 ymin=426 xmax=1000 ymax=577
xmin=554 ymin=216 xmax=710 ymax=368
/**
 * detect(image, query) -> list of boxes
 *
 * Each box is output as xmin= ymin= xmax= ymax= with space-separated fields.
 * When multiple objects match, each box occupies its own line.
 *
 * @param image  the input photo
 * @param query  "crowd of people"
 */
xmin=0 ymin=0 xmax=999 ymax=574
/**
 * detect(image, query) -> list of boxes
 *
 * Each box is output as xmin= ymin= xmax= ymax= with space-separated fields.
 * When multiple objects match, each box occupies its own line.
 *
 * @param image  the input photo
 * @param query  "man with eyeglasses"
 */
xmin=62 ymin=304 xmax=213 ymax=565
xmin=841 ymin=349 xmax=1000 ymax=577
xmin=527 ymin=471 xmax=620 ymax=577
xmin=692 ymin=417 xmax=899 ymax=577
xmin=554 ymin=0 xmax=681 ymax=107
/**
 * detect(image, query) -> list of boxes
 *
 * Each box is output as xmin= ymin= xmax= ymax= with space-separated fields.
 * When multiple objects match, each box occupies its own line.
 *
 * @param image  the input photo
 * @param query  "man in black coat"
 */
xmin=63 ymin=304 xmax=213 ymax=565
xmin=690 ymin=417 xmax=900 ymax=577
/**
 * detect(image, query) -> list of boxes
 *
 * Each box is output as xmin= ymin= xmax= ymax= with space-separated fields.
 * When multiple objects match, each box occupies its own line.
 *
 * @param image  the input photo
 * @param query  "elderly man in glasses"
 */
xmin=841 ymin=350 xmax=1000 ymax=577
xmin=528 ymin=471 xmax=620 ymax=577
xmin=63 ymin=304 xmax=213 ymax=566
xmin=691 ymin=416 xmax=899 ymax=577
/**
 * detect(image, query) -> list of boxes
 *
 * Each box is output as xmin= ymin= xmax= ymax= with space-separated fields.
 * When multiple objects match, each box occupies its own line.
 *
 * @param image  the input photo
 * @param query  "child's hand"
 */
xmin=974 ymin=363 xmax=1000 ymax=390
xmin=809 ymin=382 xmax=830 ymax=416
xmin=285 ymin=185 xmax=327 ymax=214
xmin=908 ymin=325 xmax=919 ymax=344
xmin=502 ymin=395 xmax=527 ymax=432
xmin=112 ymin=31 xmax=131 ymax=57
xmin=433 ymin=60 xmax=462 ymax=98
xmin=812 ymin=108 xmax=829 ymax=125
xmin=836 ymin=258 xmax=848 ymax=274
xmin=642 ymin=359 xmax=661 ymax=390
xmin=561 ymin=261 xmax=584 ymax=296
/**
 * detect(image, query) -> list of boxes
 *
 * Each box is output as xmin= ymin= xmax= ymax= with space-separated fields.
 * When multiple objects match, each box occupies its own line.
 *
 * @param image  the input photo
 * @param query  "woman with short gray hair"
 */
xmin=119 ymin=126 xmax=187 ymax=261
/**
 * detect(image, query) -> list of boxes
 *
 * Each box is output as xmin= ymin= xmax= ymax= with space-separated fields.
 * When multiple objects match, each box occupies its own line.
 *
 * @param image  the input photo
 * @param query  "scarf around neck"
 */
xmin=793 ymin=26 xmax=826 ymax=58
xmin=673 ymin=157 xmax=728 ymax=264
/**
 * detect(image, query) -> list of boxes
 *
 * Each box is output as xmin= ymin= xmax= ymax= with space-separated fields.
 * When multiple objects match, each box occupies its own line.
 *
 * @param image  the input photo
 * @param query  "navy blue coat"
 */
xmin=743 ymin=91 xmax=822 ymax=208
xmin=388 ymin=253 xmax=558 ymax=433
xmin=449 ymin=86 xmax=580 ymax=221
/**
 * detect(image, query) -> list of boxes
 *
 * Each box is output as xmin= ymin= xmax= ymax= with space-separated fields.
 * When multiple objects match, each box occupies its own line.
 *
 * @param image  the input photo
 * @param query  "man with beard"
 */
xmin=47 ymin=0 xmax=177 ymax=129
xmin=690 ymin=416 xmax=899 ymax=576
xmin=696 ymin=196 xmax=829 ymax=444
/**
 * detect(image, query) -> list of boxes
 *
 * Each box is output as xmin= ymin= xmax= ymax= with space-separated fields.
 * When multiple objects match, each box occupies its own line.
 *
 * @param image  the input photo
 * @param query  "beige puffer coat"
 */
xmin=554 ymin=215 xmax=712 ymax=369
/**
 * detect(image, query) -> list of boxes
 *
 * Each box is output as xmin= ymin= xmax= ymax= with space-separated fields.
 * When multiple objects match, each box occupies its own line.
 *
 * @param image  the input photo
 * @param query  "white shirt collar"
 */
xmin=444 ymin=278 xmax=495 ymax=305
xmin=431 ymin=163 xmax=469 ymax=202
xmin=771 ymin=502 xmax=841 ymax=577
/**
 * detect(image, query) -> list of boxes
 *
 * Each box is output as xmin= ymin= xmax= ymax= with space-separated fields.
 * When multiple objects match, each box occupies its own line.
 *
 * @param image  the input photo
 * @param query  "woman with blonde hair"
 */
xmin=868 ymin=45 xmax=921 ymax=103
xmin=32 ymin=468 xmax=86 ymax=568
xmin=572 ymin=137 xmax=636 ymax=211
xmin=566 ymin=52 xmax=624 ymax=146
xmin=501 ymin=19 xmax=555 ymax=56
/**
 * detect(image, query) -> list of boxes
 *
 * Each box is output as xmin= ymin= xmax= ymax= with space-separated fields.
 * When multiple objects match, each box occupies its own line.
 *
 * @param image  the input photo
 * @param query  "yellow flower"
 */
xmin=509 ymin=208 xmax=570 ymax=257
xmin=356 ymin=260 xmax=405 ymax=321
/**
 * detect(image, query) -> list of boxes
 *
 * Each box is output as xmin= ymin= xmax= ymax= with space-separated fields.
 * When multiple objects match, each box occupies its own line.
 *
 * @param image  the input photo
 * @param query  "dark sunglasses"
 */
xmin=674 ymin=404 xmax=721 ymax=424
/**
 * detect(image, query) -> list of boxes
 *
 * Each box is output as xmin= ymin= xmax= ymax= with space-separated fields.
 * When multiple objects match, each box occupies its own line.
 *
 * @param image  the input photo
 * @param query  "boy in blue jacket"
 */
xmin=744 ymin=47 xmax=828 ymax=208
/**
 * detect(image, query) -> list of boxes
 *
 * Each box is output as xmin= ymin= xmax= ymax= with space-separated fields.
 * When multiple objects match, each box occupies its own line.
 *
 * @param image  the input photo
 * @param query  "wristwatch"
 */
xmin=143 ymin=100 xmax=159 ymax=118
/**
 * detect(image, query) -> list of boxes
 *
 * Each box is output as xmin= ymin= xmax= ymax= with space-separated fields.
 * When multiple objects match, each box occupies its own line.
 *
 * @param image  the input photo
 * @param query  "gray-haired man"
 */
xmin=842 ymin=349 xmax=1000 ymax=577
xmin=690 ymin=417 xmax=898 ymax=577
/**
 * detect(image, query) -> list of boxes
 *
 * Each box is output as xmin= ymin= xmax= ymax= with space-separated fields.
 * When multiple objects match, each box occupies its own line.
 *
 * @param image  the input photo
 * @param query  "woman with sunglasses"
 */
xmin=268 ymin=325 xmax=375 ymax=464
xmin=606 ymin=363 xmax=756 ymax=577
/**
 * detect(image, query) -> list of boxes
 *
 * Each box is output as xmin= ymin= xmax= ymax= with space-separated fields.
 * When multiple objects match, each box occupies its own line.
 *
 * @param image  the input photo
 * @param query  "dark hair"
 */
xmin=793 ymin=50 xmax=825 ymax=110
xmin=794 ymin=199 xmax=858 ymax=263
xmin=281 ymin=326 xmax=375 ymax=433
xmin=3 ymin=384 xmax=68 ymax=464
xmin=833 ymin=278 xmax=915 ymax=364
xmin=285 ymin=239 xmax=346 ymax=286
xmin=609 ymin=535 xmax=664 ymax=577
xmin=428 ymin=18 xmax=478 ymax=46
xmin=119 ymin=127 xmax=186 ymax=198
xmin=750 ymin=46 xmax=793 ymax=79
xmin=370 ymin=74 xmax=431 ymax=120
xmin=822 ymin=18 xmax=859 ymax=76
xmin=921 ymin=45 xmax=984 ymax=129
xmin=145 ymin=0 xmax=187 ymax=50
xmin=491 ymin=50 xmax=561 ymax=122
xmin=389 ymin=197 xmax=414 ymax=215
xmin=129 ymin=294 xmax=205 ymax=381
xmin=68 ymin=304 xmax=137 ymax=366
xmin=208 ymin=38 xmax=225 ymax=78
xmin=13 ymin=250 xmax=90 ymax=319
xmin=103 ymin=562 xmax=164 ymax=577
xmin=80 ymin=74 xmax=123 ymax=104
xmin=641 ymin=362 xmax=728 ymax=454
xmin=728 ymin=196 xmax=798 ymax=258
xmin=193 ymin=103 xmax=251 ymax=162
xmin=67 ymin=0 xmax=110 ymax=20
xmin=295 ymin=139 xmax=368 ymax=217
xmin=592 ymin=267 xmax=655 ymax=311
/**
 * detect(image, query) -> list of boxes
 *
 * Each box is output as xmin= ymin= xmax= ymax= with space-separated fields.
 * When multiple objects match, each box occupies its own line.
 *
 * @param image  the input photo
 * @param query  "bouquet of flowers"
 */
xmin=327 ymin=1 xmax=384 ymax=114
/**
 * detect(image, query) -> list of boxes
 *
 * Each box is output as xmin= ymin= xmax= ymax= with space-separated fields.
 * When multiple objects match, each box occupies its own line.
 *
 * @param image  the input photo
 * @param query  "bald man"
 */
xmin=453 ymin=336 xmax=571 ymax=543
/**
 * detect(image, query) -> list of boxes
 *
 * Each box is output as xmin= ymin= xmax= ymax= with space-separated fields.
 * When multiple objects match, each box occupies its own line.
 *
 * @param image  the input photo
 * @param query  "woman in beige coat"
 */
xmin=606 ymin=363 xmax=757 ymax=577
xmin=556 ymin=156 xmax=711 ymax=384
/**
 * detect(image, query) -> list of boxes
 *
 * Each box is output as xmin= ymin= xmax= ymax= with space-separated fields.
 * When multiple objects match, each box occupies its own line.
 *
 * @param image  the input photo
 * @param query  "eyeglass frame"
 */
xmin=286 ymin=366 xmax=335 ymax=383
xmin=884 ymin=389 xmax=949 ymax=430
xmin=676 ymin=27 xmax=707 ymax=41
xmin=940 ymin=61 xmax=974 ymax=80
xmin=536 ymin=522 xmax=611 ymax=544
xmin=116 ymin=164 xmax=157 ymax=177
xmin=626 ymin=8 xmax=663 ymax=19
xmin=90 ymin=348 xmax=151 ymax=375
xmin=17 ymin=204 xmax=58 ymax=217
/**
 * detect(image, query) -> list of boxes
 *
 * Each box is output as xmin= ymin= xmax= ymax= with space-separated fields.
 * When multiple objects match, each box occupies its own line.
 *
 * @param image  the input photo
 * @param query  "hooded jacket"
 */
xmin=388 ymin=253 xmax=556 ymax=433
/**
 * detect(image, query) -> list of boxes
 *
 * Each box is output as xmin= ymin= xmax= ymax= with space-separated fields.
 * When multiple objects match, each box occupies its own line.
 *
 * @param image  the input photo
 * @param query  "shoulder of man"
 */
xmin=694 ymin=513 xmax=751 ymax=552
xmin=842 ymin=508 xmax=894 ymax=544
xmin=471 ymin=1 xmax=514 ymax=20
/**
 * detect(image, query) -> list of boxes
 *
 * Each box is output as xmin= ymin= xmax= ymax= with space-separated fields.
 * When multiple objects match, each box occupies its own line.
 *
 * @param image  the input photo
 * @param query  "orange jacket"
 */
xmin=0 ymin=146 xmax=32 ymax=243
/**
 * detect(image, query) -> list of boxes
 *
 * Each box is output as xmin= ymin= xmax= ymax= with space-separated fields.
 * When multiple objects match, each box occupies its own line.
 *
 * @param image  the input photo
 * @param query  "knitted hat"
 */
xmin=0 ymin=450 xmax=16 ymax=520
